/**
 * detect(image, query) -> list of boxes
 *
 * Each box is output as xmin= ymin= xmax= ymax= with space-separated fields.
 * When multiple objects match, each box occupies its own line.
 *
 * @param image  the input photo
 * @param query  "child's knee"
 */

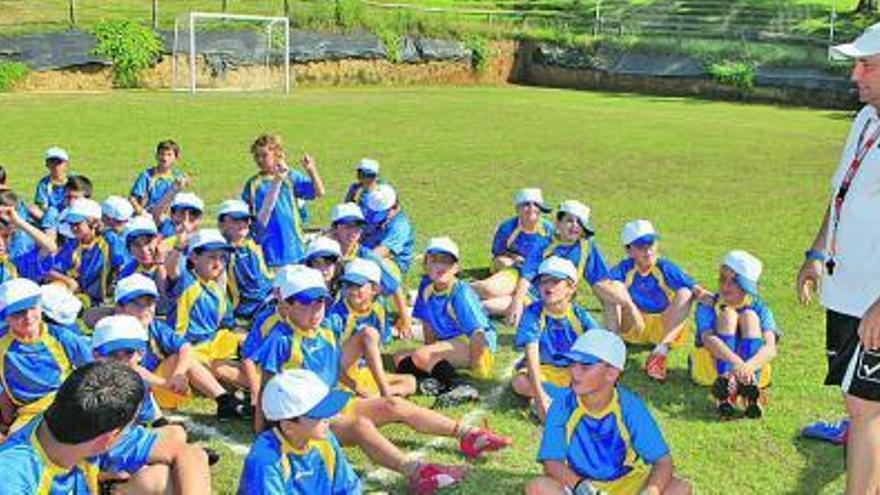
xmin=361 ymin=326 xmax=381 ymax=347
xmin=158 ymin=423 xmax=187 ymax=444
xmin=410 ymin=349 xmax=435 ymax=370
xmin=737 ymin=309 xmax=761 ymax=338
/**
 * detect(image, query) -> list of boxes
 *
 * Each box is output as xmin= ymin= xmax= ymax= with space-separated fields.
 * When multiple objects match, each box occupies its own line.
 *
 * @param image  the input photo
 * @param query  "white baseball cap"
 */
xmin=273 ymin=264 xmax=307 ymax=290
xmin=115 ymin=273 xmax=159 ymax=305
xmin=124 ymin=215 xmax=158 ymax=245
xmin=537 ymin=256 xmax=577 ymax=282
xmin=514 ymin=188 xmax=550 ymax=213
xmin=620 ymin=219 xmax=658 ymax=247
xmin=276 ymin=265 xmax=330 ymax=303
xmin=217 ymin=199 xmax=252 ymax=221
xmin=44 ymin=147 xmax=69 ymax=162
xmin=188 ymin=229 xmax=232 ymax=255
xmin=364 ymin=184 xmax=397 ymax=224
xmin=101 ymin=196 xmax=134 ymax=223
xmin=425 ymin=236 xmax=459 ymax=261
xmin=340 ymin=258 xmax=382 ymax=286
xmin=262 ymin=369 xmax=351 ymax=421
xmin=39 ymin=284 xmax=82 ymax=326
xmin=170 ymin=192 xmax=204 ymax=212
xmin=558 ymin=200 xmax=594 ymax=235
xmin=91 ymin=314 xmax=148 ymax=357
xmin=560 ymin=329 xmax=627 ymax=371
xmin=356 ymin=158 xmax=380 ymax=176
xmin=330 ymin=203 xmax=365 ymax=226
xmin=56 ymin=207 xmax=74 ymax=239
xmin=66 ymin=198 xmax=102 ymax=224
xmin=0 ymin=279 xmax=41 ymax=318
xmin=304 ymin=236 xmax=341 ymax=262
xmin=722 ymin=250 xmax=763 ymax=296
xmin=830 ymin=22 xmax=880 ymax=60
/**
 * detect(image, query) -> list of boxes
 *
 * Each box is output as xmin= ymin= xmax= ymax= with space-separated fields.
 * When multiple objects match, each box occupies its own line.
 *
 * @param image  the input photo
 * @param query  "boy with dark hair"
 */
xmin=32 ymin=146 xmax=74 ymax=220
xmin=39 ymin=175 xmax=93 ymax=234
xmin=130 ymin=139 xmax=188 ymax=216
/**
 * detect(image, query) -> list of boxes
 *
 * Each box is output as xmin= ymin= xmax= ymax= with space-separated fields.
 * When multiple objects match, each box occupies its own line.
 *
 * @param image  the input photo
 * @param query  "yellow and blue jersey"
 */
xmin=327 ymin=299 xmax=390 ymax=345
xmin=361 ymin=212 xmax=414 ymax=275
xmin=609 ymin=258 xmax=695 ymax=314
xmin=239 ymin=428 xmax=361 ymax=495
xmin=102 ymin=228 xmax=130 ymax=270
xmin=538 ymin=386 xmax=669 ymax=482
xmin=5 ymin=232 xmax=54 ymax=284
xmin=694 ymin=296 xmax=780 ymax=347
xmin=250 ymin=315 xmax=344 ymax=388
xmin=171 ymin=269 xmax=233 ymax=346
xmin=514 ymin=301 xmax=598 ymax=368
xmin=491 ymin=217 xmax=555 ymax=260
xmin=413 ymin=277 xmax=497 ymax=353
xmin=0 ymin=322 xmax=91 ymax=407
xmin=53 ymin=234 xmax=123 ymax=306
xmin=130 ymin=167 xmax=184 ymax=212
xmin=33 ymin=175 xmax=70 ymax=211
xmin=157 ymin=218 xmax=176 ymax=239
xmin=340 ymin=242 xmax=401 ymax=297
xmin=241 ymin=307 xmax=283 ymax=361
xmin=520 ymin=237 xmax=609 ymax=287
xmin=241 ymin=170 xmax=316 ymax=268
xmin=141 ymin=319 xmax=188 ymax=372
xmin=227 ymin=238 xmax=274 ymax=322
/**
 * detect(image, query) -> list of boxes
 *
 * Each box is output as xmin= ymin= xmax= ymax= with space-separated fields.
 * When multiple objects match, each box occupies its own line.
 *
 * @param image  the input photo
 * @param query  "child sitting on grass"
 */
xmin=343 ymin=158 xmax=385 ymax=210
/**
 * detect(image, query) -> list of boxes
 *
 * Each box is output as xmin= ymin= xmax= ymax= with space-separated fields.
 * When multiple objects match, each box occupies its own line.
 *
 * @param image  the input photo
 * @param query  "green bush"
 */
xmin=707 ymin=61 xmax=756 ymax=93
xmin=465 ymin=36 xmax=490 ymax=73
xmin=0 ymin=61 xmax=28 ymax=92
xmin=92 ymin=20 xmax=163 ymax=88
xmin=377 ymin=28 xmax=402 ymax=63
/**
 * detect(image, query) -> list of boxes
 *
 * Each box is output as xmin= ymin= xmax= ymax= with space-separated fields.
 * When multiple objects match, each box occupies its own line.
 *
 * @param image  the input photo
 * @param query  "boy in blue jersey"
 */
xmin=512 ymin=257 xmax=599 ymax=422
xmin=39 ymin=175 xmax=92 ymax=235
xmin=239 ymin=369 xmax=362 ymax=495
xmin=609 ymin=220 xmax=711 ymax=383
xmin=329 ymin=258 xmax=416 ymax=398
xmin=0 ymin=361 xmax=210 ymax=495
xmin=527 ymin=330 xmax=691 ymax=495
xmin=0 ymin=191 xmax=58 ymax=283
xmin=130 ymin=140 xmax=188 ymax=216
xmin=242 ymin=133 xmax=326 ymax=268
xmin=690 ymin=251 xmax=779 ymax=419
xmin=217 ymin=199 xmax=273 ymax=327
xmin=117 ymin=215 xmax=171 ymax=301
xmin=343 ymin=158 xmax=383 ymax=209
xmin=31 ymin=146 xmax=74 ymax=221
xmin=394 ymin=237 xmax=497 ymax=399
xmin=361 ymin=184 xmax=415 ymax=278
xmin=158 ymin=191 xmax=204 ymax=245
xmin=101 ymin=195 xmax=134 ymax=267
xmin=489 ymin=187 xmax=554 ymax=274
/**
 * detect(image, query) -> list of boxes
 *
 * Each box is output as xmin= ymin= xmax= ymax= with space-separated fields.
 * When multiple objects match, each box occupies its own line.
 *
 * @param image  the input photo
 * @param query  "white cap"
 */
xmin=364 ymin=184 xmax=397 ymax=224
xmin=620 ymin=219 xmax=658 ymax=246
xmin=537 ymin=256 xmax=577 ymax=282
xmin=340 ymin=258 xmax=382 ymax=286
xmin=101 ymin=196 xmax=134 ymax=222
xmin=39 ymin=284 xmax=82 ymax=326
xmin=356 ymin=158 xmax=380 ymax=176
xmin=188 ymin=229 xmax=231 ymax=254
xmin=561 ymin=329 xmax=626 ymax=371
xmin=170 ymin=192 xmax=204 ymax=212
xmin=44 ymin=147 xmax=69 ymax=162
xmin=830 ymin=22 xmax=880 ymax=60
xmin=276 ymin=266 xmax=330 ymax=303
xmin=721 ymin=250 xmax=763 ymax=296
xmin=425 ymin=236 xmax=459 ymax=261
xmin=304 ymin=236 xmax=341 ymax=262
xmin=330 ymin=203 xmax=365 ymax=225
xmin=124 ymin=215 xmax=158 ymax=244
xmin=558 ymin=200 xmax=594 ymax=234
xmin=115 ymin=273 xmax=159 ymax=305
xmin=0 ymin=279 xmax=41 ymax=318
xmin=262 ymin=369 xmax=350 ymax=421
xmin=57 ymin=207 xmax=74 ymax=239
xmin=91 ymin=315 xmax=148 ymax=357
xmin=217 ymin=199 xmax=252 ymax=220
xmin=273 ymin=264 xmax=306 ymax=290
xmin=514 ymin=188 xmax=550 ymax=212
xmin=65 ymin=198 xmax=102 ymax=224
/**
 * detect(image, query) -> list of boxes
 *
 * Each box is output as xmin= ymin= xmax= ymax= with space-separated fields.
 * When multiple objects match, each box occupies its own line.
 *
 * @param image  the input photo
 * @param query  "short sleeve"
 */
xmin=491 ymin=220 xmax=511 ymax=257
xmin=33 ymin=179 xmax=48 ymax=208
xmin=514 ymin=304 xmax=542 ymax=350
xmin=754 ymin=302 xmax=779 ymax=335
xmin=584 ymin=242 xmax=610 ymax=286
xmin=100 ymin=426 xmax=158 ymax=474
xmin=153 ymin=321 xmax=188 ymax=356
xmin=451 ymin=284 xmax=490 ymax=336
xmin=130 ymin=171 xmax=150 ymax=200
xmin=536 ymin=392 xmax=573 ymax=462
xmin=607 ymin=260 xmax=628 ymax=283
xmin=238 ymin=451 xmax=287 ymax=495
xmin=252 ymin=332 xmax=291 ymax=375
xmin=412 ymin=277 xmax=431 ymax=321
xmin=694 ymin=304 xmax=716 ymax=345
xmin=290 ymin=170 xmax=316 ymax=200
xmin=56 ymin=329 xmax=93 ymax=368
xmin=573 ymin=305 xmax=600 ymax=330
xmin=620 ymin=389 xmax=670 ymax=464
xmin=380 ymin=217 xmax=411 ymax=255
xmin=658 ymin=260 xmax=695 ymax=291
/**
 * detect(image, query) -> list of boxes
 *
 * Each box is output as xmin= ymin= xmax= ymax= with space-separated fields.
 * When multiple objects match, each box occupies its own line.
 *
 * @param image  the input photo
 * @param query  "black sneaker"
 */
xmin=739 ymin=384 xmax=763 ymax=419
xmin=217 ymin=395 xmax=252 ymax=422
xmin=203 ymin=447 xmax=221 ymax=466
xmin=434 ymin=383 xmax=480 ymax=408
xmin=419 ymin=377 xmax=446 ymax=397
xmin=712 ymin=375 xmax=737 ymax=419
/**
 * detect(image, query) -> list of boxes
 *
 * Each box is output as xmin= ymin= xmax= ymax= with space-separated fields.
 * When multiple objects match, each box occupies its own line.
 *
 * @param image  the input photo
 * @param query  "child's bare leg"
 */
xmin=412 ymin=340 xmax=470 ymax=371
xmin=659 ymin=288 xmax=693 ymax=347
xmin=187 ymin=360 xmax=229 ymax=399
xmin=524 ymin=476 xmax=566 ymax=495
xmin=209 ymin=360 xmax=247 ymax=389
xmin=491 ymin=255 xmax=517 ymax=273
xmin=117 ymin=464 xmax=173 ymax=495
xmin=358 ymin=327 xmax=392 ymax=397
xmin=331 ymin=415 xmax=411 ymax=473
xmin=471 ymin=271 xmax=516 ymax=300
xmin=482 ymin=296 xmax=514 ymax=316
xmin=387 ymin=374 xmax=417 ymax=396
xmin=354 ymin=396 xmax=458 ymax=436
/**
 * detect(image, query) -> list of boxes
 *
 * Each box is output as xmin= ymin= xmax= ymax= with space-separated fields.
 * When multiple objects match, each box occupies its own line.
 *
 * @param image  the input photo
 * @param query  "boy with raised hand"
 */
xmin=512 ymin=257 xmax=599 ymax=422
xmin=394 ymin=237 xmax=497 ymax=400
xmin=343 ymin=158 xmax=384 ymax=210
xmin=690 ymin=250 xmax=779 ymax=419
xmin=526 ymin=330 xmax=691 ymax=495
xmin=250 ymin=266 xmax=510 ymax=493
xmin=242 ymin=133 xmax=325 ymax=268
xmin=130 ymin=139 xmax=189 ymax=216
xmin=0 ymin=278 xmax=92 ymax=433
xmin=217 ymin=199 xmax=273 ymax=328
xmin=0 ymin=361 xmax=210 ymax=495
xmin=328 ymin=258 xmax=416 ymax=398
xmin=0 ymin=190 xmax=58 ymax=284
xmin=239 ymin=369 xmax=362 ymax=495
xmin=361 ymin=184 xmax=415 ymax=278
xmin=609 ymin=220 xmax=710 ymax=383
xmin=158 ymin=191 xmax=204 ymax=244
xmin=31 ymin=146 xmax=74 ymax=220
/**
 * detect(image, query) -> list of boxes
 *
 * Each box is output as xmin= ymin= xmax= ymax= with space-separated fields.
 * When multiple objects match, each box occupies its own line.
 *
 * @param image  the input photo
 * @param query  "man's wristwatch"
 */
xmin=804 ymin=249 xmax=826 ymax=263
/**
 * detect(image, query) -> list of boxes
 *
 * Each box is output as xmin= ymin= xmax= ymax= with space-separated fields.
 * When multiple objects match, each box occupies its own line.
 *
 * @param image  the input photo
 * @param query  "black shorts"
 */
xmin=825 ymin=309 xmax=880 ymax=401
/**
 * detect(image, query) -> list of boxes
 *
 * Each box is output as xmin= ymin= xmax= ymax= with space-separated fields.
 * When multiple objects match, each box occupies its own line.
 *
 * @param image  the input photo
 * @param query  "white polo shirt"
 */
xmin=821 ymin=105 xmax=880 ymax=318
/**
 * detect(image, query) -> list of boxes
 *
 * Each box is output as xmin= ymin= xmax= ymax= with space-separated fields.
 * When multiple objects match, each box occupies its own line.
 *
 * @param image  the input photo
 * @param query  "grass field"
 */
xmin=0 ymin=85 xmax=858 ymax=494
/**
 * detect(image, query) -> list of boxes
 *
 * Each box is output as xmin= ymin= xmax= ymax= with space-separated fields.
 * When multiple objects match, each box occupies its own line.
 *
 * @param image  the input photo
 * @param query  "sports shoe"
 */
xmin=739 ymin=383 xmax=765 ymax=419
xmin=434 ymin=383 xmax=480 ymax=408
xmin=711 ymin=375 xmax=737 ymax=419
xmin=407 ymin=463 xmax=467 ymax=494
xmin=419 ymin=378 xmax=446 ymax=397
xmin=645 ymin=352 xmax=667 ymax=382
xmin=216 ymin=395 xmax=252 ymax=422
xmin=801 ymin=418 xmax=850 ymax=445
xmin=459 ymin=423 xmax=512 ymax=459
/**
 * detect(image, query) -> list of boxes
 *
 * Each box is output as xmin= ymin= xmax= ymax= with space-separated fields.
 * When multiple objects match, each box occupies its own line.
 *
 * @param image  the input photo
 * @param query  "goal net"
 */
xmin=171 ymin=12 xmax=290 ymax=93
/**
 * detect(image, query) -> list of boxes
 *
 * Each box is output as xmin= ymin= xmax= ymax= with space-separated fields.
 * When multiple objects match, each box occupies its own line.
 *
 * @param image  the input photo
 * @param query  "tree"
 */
xmin=857 ymin=0 xmax=878 ymax=14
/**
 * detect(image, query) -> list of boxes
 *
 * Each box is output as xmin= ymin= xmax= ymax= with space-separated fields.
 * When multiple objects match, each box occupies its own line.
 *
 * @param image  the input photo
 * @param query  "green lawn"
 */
xmin=0 ymin=86 xmax=855 ymax=493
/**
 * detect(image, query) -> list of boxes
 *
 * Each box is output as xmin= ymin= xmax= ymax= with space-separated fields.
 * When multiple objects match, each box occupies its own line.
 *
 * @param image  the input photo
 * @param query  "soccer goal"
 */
xmin=171 ymin=12 xmax=290 ymax=93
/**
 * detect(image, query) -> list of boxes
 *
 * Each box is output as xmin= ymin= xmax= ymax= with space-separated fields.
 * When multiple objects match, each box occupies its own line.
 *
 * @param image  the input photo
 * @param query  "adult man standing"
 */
xmin=797 ymin=22 xmax=880 ymax=493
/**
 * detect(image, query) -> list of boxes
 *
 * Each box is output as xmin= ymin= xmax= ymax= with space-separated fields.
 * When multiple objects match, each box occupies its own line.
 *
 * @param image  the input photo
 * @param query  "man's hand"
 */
xmin=858 ymin=299 xmax=880 ymax=350
xmin=796 ymin=259 xmax=823 ymax=305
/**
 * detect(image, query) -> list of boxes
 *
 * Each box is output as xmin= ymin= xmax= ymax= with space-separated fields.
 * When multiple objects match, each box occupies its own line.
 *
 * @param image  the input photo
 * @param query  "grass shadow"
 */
xmin=620 ymin=352 xmax=720 ymax=423
xmin=789 ymin=436 xmax=845 ymax=495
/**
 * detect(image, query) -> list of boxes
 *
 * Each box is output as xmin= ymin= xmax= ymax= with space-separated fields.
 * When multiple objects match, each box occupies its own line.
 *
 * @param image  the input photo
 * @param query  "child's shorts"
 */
xmin=453 ymin=333 xmax=495 ymax=380
xmin=151 ymin=359 xmax=190 ymax=410
xmin=344 ymin=365 xmax=379 ymax=396
xmin=591 ymin=463 xmax=650 ymax=495
xmin=688 ymin=346 xmax=772 ymax=388
xmin=514 ymin=363 xmax=570 ymax=399
xmin=192 ymin=329 xmax=244 ymax=364
xmin=621 ymin=313 xmax=690 ymax=348
xmin=494 ymin=267 xmax=520 ymax=286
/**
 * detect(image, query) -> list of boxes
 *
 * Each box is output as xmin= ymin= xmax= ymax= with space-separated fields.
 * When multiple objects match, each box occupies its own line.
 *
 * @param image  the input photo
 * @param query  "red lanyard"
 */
xmin=827 ymin=116 xmax=880 ymax=275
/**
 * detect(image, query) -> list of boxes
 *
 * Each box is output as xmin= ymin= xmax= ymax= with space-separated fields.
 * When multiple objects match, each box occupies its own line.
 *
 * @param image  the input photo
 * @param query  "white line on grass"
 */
xmin=166 ymin=414 xmax=251 ymax=456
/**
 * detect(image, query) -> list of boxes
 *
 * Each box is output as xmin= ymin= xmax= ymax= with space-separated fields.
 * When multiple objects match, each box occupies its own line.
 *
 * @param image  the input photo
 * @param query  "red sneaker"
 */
xmin=645 ymin=352 xmax=667 ymax=382
xmin=408 ymin=463 xmax=467 ymax=495
xmin=459 ymin=425 xmax=512 ymax=459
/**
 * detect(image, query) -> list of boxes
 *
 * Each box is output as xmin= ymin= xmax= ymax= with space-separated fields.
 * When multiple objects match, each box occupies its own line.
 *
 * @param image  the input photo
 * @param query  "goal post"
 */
xmin=171 ymin=12 xmax=290 ymax=93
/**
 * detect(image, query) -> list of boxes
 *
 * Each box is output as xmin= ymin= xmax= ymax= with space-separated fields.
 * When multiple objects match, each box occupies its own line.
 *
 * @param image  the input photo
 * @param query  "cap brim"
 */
xmin=518 ymin=201 xmax=551 ymax=213
xmin=629 ymin=233 xmax=659 ymax=247
xmin=219 ymin=212 xmax=252 ymax=221
xmin=536 ymin=269 xmax=574 ymax=283
xmin=734 ymin=275 xmax=759 ymax=296
xmin=829 ymin=42 xmax=875 ymax=61
xmin=117 ymin=289 xmax=159 ymax=306
xmin=340 ymin=273 xmax=376 ymax=286
xmin=65 ymin=213 xmax=88 ymax=224
xmin=125 ymin=229 xmax=158 ymax=243
xmin=287 ymin=287 xmax=331 ymax=305
xmin=190 ymin=241 xmax=233 ymax=254
xmin=556 ymin=349 xmax=604 ymax=367
xmin=305 ymin=250 xmax=340 ymax=263
xmin=94 ymin=339 xmax=147 ymax=357
xmin=332 ymin=216 xmax=365 ymax=226
xmin=358 ymin=169 xmax=379 ymax=177
xmin=305 ymin=390 xmax=352 ymax=419
xmin=171 ymin=205 xmax=203 ymax=213
xmin=2 ymin=295 xmax=41 ymax=319
xmin=425 ymin=247 xmax=459 ymax=261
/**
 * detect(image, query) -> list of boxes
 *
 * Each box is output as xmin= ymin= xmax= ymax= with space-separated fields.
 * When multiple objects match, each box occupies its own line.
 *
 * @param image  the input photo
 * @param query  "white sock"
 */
xmin=653 ymin=344 xmax=669 ymax=356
